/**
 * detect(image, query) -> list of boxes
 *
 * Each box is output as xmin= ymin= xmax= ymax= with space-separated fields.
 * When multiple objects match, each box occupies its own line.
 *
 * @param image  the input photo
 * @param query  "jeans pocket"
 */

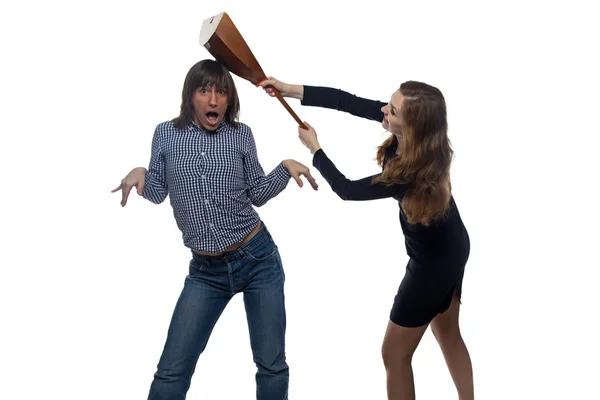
xmin=189 ymin=258 xmax=205 ymax=273
xmin=244 ymin=238 xmax=277 ymax=262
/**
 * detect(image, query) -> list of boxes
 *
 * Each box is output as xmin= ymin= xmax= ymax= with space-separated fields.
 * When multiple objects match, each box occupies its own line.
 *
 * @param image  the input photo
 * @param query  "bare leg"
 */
xmin=430 ymin=295 xmax=474 ymax=400
xmin=382 ymin=320 xmax=428 ymax=400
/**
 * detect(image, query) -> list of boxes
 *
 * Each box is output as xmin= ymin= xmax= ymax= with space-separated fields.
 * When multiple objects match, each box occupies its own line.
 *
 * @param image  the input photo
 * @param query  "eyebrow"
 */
xmin=199 ymin=85 xmax=227 ymax=91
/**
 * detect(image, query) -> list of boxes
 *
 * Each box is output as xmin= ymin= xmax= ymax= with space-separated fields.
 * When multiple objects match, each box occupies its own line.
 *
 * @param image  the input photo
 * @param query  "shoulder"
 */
xmin=232 ymin=121 xmax=252 ymax=133
xmin=154 ymin=120 xmax=180 ymax=135
xmin=150 ymin=121 xmax=185 ymax=149
xmin=156 ymin=120 xmax=192 ymax=137
xmin=224 ymin=121 xmax=254 ymax=139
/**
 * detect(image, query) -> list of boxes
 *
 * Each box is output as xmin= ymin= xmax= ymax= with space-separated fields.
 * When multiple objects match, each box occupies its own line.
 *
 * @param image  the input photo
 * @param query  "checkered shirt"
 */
xmin=142 ymin=120 xmax=291 ymax=252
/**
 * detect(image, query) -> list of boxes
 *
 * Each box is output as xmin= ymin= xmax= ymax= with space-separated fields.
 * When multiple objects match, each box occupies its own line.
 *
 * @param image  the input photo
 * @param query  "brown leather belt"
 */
xmin=193 ymin=221 xmax=263 ymax=257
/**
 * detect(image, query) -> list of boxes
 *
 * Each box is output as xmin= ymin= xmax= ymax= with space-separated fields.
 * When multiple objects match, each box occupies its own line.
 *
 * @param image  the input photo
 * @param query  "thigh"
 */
xmin=242 ymin=248 xmax=286 ymax=364
xmin=430 ymin=293 xmax=461 ymax=338
xmin=156 ymin=260 xmax=233 ymax=371
xmin=238 ymin=226 xmax=284 ymax=290
xmin=382 ymin=318 xmax=428 ymax=363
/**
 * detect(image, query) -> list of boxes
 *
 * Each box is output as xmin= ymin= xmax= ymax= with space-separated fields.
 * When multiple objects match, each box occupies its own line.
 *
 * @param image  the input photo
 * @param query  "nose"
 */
xmin=209 ymin=90 xmax=217 ymax=106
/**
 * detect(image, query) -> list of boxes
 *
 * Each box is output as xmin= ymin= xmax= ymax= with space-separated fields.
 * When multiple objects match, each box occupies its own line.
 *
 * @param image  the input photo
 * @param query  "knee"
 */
xmin=256 ymin=359 xmax=289 ymax=376
xmin=149 ymin=369 xmax=191 ymax=400
xmin=381 ymin=346 xmax=394 ymax=370
xmin=153 ymin=366 xmax=188 ymax=383
xmin=381 ymin=342 xmax=412 ymax=370
xmin=254 ymin=352 xmax=288 ymax=374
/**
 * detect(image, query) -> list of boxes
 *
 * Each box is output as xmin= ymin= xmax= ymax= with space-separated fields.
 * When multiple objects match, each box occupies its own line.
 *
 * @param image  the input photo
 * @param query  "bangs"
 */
xmin=189 ymin=62 xmax=234 ymax=94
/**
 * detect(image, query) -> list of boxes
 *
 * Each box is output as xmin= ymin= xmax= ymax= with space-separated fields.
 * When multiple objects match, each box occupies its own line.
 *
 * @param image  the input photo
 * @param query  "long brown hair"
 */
xmin=374 ymin=81 xmax=453 ymax=226
xmin=172 ymin=59 xmax=240 ymax=130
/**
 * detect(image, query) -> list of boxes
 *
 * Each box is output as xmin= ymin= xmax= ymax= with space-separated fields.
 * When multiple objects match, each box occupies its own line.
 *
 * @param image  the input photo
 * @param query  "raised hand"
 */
xmin=258 ymin=76 xmax=304 ymax=100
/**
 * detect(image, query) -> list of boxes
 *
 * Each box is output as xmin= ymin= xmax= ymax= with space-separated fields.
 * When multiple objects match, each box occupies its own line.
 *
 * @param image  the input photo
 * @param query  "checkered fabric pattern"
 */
xmin=143 ymin=120 xmax=291 ymax=252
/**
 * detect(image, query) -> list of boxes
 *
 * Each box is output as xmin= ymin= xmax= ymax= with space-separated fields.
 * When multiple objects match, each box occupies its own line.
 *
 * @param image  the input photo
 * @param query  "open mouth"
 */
xmin=206 ymin=111 xmax=219 ymax=125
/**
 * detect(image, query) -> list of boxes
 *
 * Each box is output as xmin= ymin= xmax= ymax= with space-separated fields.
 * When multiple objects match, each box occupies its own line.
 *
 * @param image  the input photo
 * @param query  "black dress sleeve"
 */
xmin=312 ymin=149 xmax=409 ymax=201
xmin=301 ymin=85 xmax=387 ymax=122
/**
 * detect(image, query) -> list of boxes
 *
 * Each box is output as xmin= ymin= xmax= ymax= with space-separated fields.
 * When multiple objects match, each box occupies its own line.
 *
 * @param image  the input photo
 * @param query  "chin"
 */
xmin=201 ymin=119 xmax=223 ymax=131
xmin=200 ymin=124 xmax=216 ymax=131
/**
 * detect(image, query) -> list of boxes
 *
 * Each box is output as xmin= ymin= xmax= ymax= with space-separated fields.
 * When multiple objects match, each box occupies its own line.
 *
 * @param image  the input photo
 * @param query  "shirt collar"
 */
xmin=189 ymin=120 xmax=228 ymax=134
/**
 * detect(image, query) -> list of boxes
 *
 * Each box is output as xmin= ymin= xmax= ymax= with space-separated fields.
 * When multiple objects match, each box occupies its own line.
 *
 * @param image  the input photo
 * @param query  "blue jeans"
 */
xmin=148 ymin=224 xmax=288 ymax=400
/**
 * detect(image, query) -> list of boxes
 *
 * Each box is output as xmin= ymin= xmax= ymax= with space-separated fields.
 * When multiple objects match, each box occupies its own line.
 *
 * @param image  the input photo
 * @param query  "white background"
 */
xmin=1 ymin=0 xmax=599 ymax=399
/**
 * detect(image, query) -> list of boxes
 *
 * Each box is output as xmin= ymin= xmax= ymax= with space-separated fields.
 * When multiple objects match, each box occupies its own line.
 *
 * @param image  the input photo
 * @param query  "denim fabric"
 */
xmin=148 ymin=224 xmax=288 ymax=399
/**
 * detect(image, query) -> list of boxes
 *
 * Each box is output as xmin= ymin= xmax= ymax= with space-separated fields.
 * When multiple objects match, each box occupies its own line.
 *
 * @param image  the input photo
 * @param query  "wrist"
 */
xmin=310 ymin=145 xmax=321 ymax=155
xmin=279 ymin=160 xmax=292 ymax=179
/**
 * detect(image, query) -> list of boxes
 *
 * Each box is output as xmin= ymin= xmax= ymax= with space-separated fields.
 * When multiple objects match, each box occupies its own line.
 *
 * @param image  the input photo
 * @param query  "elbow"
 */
xmin=334 ymin=191 xmax=353 ymax=201
xmin=146 ymin=196 xmax=167 ymax=205
xmin=143 ymin=188 xmax=168 ymax=204
xmin=248 ymin=189 xmax=276 ymax=207
xmin=330 ymin=178 xmax=356 ymax=201
xmin=249 ymin=194 xmax=267 ymax=207
xmin=251 ymin=198 xmax=267 ymax=207
xmin=331 ymin=184 xmax=355 ymax=201
xmin=149 ymin=195 xmax=168 ymax=205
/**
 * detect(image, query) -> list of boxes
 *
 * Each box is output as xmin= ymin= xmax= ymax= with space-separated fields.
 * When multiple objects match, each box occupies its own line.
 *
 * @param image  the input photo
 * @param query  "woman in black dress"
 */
xmin=260 ymin=78 xmax=474 ymax=400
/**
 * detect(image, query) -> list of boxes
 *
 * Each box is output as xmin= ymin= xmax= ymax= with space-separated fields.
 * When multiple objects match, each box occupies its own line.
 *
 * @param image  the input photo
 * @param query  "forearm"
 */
xmin=143 ymin=126 xmax=169 ymax=204
xmin=301 ymin=86 xmax=385 ymax=122
xmin=247 ymin=162 xmax=291 ymax=206
xmin=312 ymin=149 xmax=407 ymax=201
xmin=280 ymin=84 xmax=304 ymax=100
xmin=142 ymin=169 xmax=168 ymax=204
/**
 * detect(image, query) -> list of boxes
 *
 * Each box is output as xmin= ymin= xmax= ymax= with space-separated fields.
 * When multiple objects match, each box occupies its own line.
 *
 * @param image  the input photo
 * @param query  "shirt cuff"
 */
xmin=276 ymin=161 xmax=292 ymax=181
xmin=300 ymin=85 xmax=313 ymax=106
xmin=312 ymin=148 xmax=325 ymax=167
xmin=141 ymin=170 xmax=166 ymax=204
xmin=141 ymin=170 xmax=151 ymax=200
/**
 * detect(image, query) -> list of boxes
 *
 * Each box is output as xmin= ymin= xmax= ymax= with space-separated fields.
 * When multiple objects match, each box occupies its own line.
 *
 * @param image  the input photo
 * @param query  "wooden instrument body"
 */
xmin=199 ymin=12 xmax=305 ymax=128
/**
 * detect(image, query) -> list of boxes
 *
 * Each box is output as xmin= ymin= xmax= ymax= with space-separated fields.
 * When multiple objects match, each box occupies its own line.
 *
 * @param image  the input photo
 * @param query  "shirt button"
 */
xmin=209 ymin=223 xmax=214 ymax=228
xmin=205 ymin=199 xmax=209 ymax=204
xmin=201 ymin=175 xmax=205 ymax=179
xmin=201 ymin=152 xmax=206 ymax=156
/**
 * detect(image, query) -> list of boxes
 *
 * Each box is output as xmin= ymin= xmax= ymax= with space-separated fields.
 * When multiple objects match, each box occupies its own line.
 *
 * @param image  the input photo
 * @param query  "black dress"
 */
xmin=303 ymin=86 xmax=471 ymax=328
